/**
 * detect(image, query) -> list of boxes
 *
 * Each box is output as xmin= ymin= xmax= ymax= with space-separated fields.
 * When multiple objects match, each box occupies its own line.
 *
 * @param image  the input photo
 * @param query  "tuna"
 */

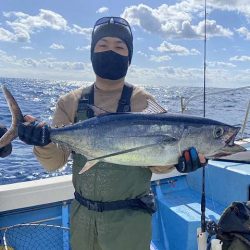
xmin=0 ymin=85 xmax=246 ymax=173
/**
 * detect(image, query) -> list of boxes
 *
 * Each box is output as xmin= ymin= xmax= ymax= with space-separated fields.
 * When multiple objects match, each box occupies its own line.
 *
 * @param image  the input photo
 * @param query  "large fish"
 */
xmin=0 ymin=85 xmax=246 ymax=173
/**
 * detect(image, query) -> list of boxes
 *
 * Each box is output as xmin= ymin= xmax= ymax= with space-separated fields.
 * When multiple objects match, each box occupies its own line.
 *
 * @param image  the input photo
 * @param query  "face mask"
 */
xmin=92 ymin=50 xmax=129 ymax=80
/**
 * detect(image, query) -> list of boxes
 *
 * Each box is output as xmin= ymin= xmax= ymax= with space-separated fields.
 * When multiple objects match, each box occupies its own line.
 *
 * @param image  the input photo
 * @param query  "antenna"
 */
xmin=203 ymin=0 xmax=207 ymax=118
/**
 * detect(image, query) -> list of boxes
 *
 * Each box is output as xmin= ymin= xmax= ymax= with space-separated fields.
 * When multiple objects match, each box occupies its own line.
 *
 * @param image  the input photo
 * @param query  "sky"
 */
xmin=0 ymin=0 xmax=250 ymax=88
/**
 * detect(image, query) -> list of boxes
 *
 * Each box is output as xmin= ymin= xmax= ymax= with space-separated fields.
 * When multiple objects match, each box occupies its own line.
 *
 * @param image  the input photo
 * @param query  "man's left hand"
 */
xmin=175 ymin=147 xmax=208 ymax=173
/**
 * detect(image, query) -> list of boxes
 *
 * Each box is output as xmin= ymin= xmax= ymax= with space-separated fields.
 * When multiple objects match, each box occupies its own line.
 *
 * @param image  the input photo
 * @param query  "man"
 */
xmin=0 ymin=124 xmax=12 ymax=158
xmin=18 ymin=17 xmax=206 ymax=250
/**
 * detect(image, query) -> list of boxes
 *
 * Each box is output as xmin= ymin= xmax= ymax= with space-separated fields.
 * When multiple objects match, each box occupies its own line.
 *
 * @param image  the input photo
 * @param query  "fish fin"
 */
xmin=85 ymin=104 xmax=110 ymax=116
xmin=0 ymin=127 xmax=17 ymax=148
xmin=0 ymin=85 xmax=24 ymax=147
xmin=78 ymin=160 xmax=99 ymax=174
xmin=143 ymin=99 xmax=167 ymax=114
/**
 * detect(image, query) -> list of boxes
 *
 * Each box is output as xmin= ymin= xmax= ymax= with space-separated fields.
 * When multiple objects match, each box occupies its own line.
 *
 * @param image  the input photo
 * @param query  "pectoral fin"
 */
xmin=79 ymin=160 xmax=99 ymax=174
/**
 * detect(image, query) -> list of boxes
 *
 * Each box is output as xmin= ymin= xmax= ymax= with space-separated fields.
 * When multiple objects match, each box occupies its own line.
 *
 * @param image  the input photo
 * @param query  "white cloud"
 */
xmin=137 ymin=50 xmax=148 ymax=57
xmin=207 ymin=61 xmax=236 ymax=68
xmin=45 ymin=61 xmax=85 ymax=70
xmin=49 ymin=43 xmax=64 ymax=49
xmin=0 ymin=49 xmax=17 ymax=63
xmin=1 ymin=9 xmax=92 ymax=43
xmin=156 ymin=41 xmax=200 ymax=55
xmin=195 ymin=19 xmax=233 ymax=38
xmin=127 ymin=64 xmax=203 ymax=86
xmin=4 ymin=9 xmax=68 ymax=42
xmin=150 ymin=55 xmax=171 ymax=62
xmin=230 ymin=55 xmax=250 ymax=62
xmin=236 ymin=27 xmax=250 ymax=40
xmin=205 ymin=0 xmax=250 ymax=21
xmin=126 ymin=62 xmax=249 ymax=88
xmin=122 ymin=3 xmax=233 ymax=39
xmin=96 ymin=7 xmax=109 ymax=14
xmin=5 ymin=9 xmax=68 ymax=30
xmin=0 ymin=49 xmax=87 ymax=71
xmin=21 ymin=46 xmax=34 ymax=50
xmin=22 ymin=58 xmax=38 ymax=67
xmin=69 ymin=24 xmax=92 ymax=38
xmin=76 ymin=45 xmax=91 ymax=51
xmin=0 ymin=27 xmax=15 ymax=41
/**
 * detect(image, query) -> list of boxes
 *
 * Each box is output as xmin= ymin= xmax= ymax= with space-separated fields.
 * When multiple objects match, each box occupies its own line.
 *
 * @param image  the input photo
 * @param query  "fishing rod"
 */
xmin=199 ymin=2 xmax=225 ymax=249
xmin=201 ymin=0 xmax=207 ymax=229
xmin=198 ymin=0 xmax=209 ymax=249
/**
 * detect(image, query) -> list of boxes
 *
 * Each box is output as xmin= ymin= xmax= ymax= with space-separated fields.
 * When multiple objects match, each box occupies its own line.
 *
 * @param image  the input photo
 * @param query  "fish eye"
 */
xmin=213 ymin=127 xmax=224 ymax=138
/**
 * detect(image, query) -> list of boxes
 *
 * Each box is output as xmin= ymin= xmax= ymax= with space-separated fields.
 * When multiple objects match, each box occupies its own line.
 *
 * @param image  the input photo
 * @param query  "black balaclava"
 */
xmin=91 ymin=23 xmax=133 ymax=64
xmin=91 ymin=21 xmax=133 ymax=80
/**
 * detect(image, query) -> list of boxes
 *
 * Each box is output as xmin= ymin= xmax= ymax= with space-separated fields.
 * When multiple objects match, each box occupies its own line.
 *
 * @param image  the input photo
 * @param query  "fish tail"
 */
xmin=0 ymin=85 xmax=24 ymax=148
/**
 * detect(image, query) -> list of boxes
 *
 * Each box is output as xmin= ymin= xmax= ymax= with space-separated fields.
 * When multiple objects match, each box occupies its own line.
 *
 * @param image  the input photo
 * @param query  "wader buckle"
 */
xmin=86 ymin=200 xmax=104 ymax=212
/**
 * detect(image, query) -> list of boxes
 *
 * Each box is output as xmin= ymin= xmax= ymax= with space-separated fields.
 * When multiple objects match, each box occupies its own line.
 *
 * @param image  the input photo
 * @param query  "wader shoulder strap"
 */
xmin=116 ymin=82 xmax=134 ymax=112
xmin=74 ymin=84 xmax=94 ymax=123
xmin=75 ymin=82 xmax=134 ymax=120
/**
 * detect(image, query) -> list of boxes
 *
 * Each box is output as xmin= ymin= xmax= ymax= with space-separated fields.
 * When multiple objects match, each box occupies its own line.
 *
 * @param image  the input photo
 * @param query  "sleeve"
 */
xmin=149 ymin=165 xmax=175 ymax=174
xmin=33 ymin=97 xmax=72 ymax=172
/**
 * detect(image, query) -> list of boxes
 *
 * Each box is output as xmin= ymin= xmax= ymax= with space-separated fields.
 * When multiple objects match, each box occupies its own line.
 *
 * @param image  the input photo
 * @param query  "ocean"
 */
xmin=0 ymin=77 xmax=250 ymax=185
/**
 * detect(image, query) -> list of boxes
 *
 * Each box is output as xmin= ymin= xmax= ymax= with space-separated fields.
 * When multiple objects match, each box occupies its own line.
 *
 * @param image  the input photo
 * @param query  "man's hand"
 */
xmin=175 ymin=147 xmax=208 ymax=173
xmin=0 ymin=124 xmax=12 ymax=158
xmin=18 ymin=115 xmax=51 ymax=147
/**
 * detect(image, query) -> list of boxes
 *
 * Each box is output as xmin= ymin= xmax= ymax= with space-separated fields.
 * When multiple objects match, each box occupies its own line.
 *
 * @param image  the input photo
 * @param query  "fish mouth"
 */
xmin=212 ymin=144 xmax=246 ymax=158
xmin=212 ymin=127 xmax=246 ymax=158
xmin=225 ymin=126 xmax=241 ymax=146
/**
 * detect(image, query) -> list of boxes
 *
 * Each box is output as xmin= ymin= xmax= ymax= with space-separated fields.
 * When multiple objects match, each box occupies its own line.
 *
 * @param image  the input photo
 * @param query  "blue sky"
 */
xmin=0 ymin=0 xmax=250 ymax=87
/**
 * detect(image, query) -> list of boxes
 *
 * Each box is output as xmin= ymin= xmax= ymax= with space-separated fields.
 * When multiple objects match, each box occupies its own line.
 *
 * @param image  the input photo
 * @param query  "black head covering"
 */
xmin=91 ymin=22 xmax=133 ymax=64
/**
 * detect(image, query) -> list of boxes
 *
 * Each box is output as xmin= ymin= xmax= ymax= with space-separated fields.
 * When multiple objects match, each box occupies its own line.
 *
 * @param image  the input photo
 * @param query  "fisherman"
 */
xmin=18 ymin=17 xmax=207 ymax=250
xmin=0 ymin=124 xmax=12 ymax=158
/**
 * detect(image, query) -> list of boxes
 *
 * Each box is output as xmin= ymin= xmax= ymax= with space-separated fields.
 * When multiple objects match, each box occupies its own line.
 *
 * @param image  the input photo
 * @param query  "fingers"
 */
xmin=198 ymin=153 xmax=207 ymax=164
xmin=23 ymin=115 xmax=37 ymax=123
xmin=38 ymin=121 xmax=47 ymax=127
xmin=23 ymin=115 xmax=46 ymax=127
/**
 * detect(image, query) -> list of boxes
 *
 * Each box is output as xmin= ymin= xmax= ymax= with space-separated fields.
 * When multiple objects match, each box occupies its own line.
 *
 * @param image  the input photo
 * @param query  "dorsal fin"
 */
xmin=85 ymin=104 xmax=110 ymax=116
xmin=143 ymin=99 xmax=167 ymax=114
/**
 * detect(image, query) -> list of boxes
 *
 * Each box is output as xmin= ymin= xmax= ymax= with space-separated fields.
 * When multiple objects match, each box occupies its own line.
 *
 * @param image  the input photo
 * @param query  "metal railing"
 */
xmin=180 ymin=86 xmax=250 ymax=113
xmin=179 ymin=86 xmax=250 ymax=139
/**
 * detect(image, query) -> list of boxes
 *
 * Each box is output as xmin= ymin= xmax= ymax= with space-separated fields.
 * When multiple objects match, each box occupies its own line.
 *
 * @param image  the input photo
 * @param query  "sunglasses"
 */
xmin=93 ymin=17 xmax=133 ymax=37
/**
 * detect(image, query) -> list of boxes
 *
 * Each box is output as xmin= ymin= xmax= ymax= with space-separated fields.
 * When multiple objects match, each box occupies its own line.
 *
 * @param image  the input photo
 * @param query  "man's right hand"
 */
xmin=18 ymin=115 xmax=51 ymax=147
